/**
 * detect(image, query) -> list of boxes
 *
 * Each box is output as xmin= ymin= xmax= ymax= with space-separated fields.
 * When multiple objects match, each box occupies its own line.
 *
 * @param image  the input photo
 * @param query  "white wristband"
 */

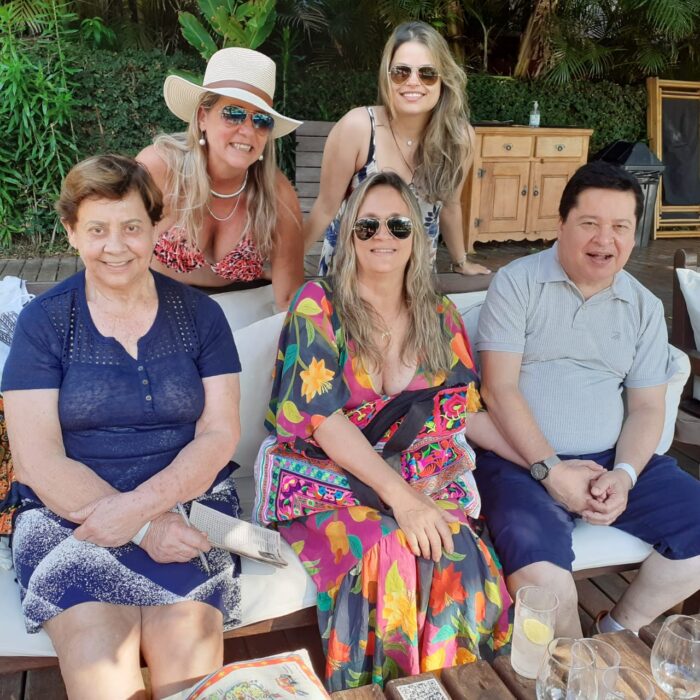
xmin=131 ymin=521 xmax=152 ymax=546
xmin=613 ymin=462 xmax=637 ymax=488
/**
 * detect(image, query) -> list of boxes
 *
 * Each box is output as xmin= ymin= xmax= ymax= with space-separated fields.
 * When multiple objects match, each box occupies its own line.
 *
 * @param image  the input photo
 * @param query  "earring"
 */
xmin=258 ymin=154 xmax=264 ymax=161
xmin=199 ymin=133 xmax=206 ymax=146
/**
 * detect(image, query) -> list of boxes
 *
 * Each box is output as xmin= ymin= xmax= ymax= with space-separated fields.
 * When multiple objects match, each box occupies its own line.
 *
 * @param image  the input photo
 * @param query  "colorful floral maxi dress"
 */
xmin=263 ymin=281 xmax=512 ymax=690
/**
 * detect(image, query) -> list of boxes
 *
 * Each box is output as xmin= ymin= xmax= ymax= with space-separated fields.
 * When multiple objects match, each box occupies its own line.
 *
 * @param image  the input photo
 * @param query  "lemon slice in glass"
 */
xmin=523 ymin=618 xmax=554 ymax=646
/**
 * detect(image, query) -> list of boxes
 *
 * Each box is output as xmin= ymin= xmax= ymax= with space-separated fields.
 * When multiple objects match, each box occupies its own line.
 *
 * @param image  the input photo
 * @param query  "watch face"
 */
xmin=530 ymin=462 xmax=548 ymax=481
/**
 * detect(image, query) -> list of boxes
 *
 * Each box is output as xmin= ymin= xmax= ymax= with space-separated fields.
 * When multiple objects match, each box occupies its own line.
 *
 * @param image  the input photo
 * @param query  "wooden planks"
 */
xmin=442 ymin=660 xmax=515 ymax=699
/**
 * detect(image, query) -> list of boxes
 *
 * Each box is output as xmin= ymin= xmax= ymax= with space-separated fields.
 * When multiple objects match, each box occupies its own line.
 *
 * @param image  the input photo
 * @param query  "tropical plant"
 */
xmin=0 ymin=0 xmax=79 ymax=247
xmin=179 ymin=0 xmax=276 ymax=59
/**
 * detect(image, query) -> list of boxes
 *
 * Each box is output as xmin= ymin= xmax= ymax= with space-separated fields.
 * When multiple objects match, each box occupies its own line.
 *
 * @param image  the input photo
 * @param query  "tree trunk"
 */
xmin=444 ymin=0 xmax=466 ymax=63
xmin=514 ymin=0 xmax=558 ymax=79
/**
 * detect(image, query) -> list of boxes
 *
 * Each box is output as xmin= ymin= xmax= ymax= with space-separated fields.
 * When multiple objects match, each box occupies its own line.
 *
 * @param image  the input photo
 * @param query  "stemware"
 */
xmin=536 ymin=637 xmax=598 ymax=700
xmin=580 ymin=638 xmax=622 ymax=697
xmin=600 ymin=665 xmax=655 ymax=699
xmin=650 ymin=614 xmax=700 ymax=699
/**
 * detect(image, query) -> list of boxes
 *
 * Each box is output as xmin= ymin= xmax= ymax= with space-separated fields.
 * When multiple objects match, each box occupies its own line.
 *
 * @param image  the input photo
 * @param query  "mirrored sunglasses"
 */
xmin=220 ymin=105 xmax=275 ymax=131
xmin=353 ymin=216 xmax=413 ymax=241
xmin=389 ymin=64 xmax=440 ymax=86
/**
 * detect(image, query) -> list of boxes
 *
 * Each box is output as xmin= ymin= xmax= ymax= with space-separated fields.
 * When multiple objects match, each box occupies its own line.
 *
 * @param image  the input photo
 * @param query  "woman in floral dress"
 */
xmin=257 ymin=172 xmax=519 ymax=690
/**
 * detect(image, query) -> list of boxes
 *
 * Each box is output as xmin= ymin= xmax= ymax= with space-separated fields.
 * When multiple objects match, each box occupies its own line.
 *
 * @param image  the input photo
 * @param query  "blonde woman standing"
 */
xmin=138 ymin=48 xmax=304 ymax=310
xmin=304 ymin=21 xmax=490 ymax=277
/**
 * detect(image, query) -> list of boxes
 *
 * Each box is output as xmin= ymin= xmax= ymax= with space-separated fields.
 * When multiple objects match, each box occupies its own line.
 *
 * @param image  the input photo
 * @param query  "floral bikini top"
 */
xmin=154 ymin=228 xmax=264 ymax=282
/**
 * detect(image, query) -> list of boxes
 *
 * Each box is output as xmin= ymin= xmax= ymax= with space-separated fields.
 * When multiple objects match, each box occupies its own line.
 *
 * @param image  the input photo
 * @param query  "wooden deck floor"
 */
xmin=3 ymin=235 xmax=696 ymax=328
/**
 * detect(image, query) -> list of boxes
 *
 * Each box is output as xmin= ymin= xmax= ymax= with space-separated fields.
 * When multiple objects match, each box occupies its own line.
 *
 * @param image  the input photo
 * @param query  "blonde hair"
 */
xmin=331 ymin=171 xmax=453 ymax=376
xmin=378 ymin=21 xmax=472 ymax=204
xmin=153 ymin=92 xmax=278 ymax=257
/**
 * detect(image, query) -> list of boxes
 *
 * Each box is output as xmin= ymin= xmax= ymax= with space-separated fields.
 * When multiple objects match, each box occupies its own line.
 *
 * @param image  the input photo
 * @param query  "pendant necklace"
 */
xmin=210 ymin=171 xmax=248 ymax=199
xmin=388 ymin=122 xmax=416 ymax=181
xmin=380 ymin=307 xmax=406 ymax=343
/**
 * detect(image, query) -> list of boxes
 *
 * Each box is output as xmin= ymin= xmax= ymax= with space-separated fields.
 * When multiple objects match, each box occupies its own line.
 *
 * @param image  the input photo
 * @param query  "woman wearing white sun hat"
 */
xmin=138 ymin=47 xmax=304 ymax=310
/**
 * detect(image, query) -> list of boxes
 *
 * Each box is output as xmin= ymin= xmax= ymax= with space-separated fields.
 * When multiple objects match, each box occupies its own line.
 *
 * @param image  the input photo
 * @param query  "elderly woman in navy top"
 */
xmin=2 ymin=155 xmax=242 ymax=700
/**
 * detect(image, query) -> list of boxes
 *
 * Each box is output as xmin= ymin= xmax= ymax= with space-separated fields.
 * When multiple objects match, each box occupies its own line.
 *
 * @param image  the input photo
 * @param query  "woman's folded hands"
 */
xmin=70 ymin=492 xmax=210 ymax=563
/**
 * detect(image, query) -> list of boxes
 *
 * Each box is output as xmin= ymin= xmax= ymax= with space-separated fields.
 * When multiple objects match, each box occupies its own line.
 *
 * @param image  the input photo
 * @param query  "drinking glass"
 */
xmin=600 ymin=666 xmax=655 ymax=699
xmin=580 ymin=638 xmax=622 ymax=697
xmin=511 ymin=586 xmax=559 ymax=679
xmin=650 ymin=614 xmax=700 ymax=699
xmin=536 ymin=638 xmax=597 ymax=700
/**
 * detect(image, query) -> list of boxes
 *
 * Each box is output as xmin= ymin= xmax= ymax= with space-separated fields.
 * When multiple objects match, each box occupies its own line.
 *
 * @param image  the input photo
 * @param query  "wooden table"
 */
xmin=493 ymin=630 xmax=670 ymax=700
xmin=329 ymin=629 xmax=670 ymax=699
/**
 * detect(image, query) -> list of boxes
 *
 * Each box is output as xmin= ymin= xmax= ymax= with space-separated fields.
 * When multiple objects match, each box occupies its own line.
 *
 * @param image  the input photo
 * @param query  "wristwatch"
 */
xmin=530 ymin=455 xmax=561 ymax=481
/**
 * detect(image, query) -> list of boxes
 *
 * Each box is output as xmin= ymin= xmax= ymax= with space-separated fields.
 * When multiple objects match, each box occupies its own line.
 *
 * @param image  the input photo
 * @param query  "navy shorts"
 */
xmin=475 ymin=449 xmax=700 ymax=577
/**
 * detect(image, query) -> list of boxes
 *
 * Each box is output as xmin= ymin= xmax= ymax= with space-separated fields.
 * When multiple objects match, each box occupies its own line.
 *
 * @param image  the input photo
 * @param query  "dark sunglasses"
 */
xmin=220 ymin=105 xmax=275 ymax=131
xmin=389 ymin=64 xmax=440 ymax=87
xmin=353 ymin=216 xmax=413 ymax=241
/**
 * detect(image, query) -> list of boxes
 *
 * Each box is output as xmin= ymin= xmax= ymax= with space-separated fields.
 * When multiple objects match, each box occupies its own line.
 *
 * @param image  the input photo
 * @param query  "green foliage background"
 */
xmin=4 ymin=46 xmax=647 ymax=247
xmin=73 ymin=50 xmax=647 ymax=164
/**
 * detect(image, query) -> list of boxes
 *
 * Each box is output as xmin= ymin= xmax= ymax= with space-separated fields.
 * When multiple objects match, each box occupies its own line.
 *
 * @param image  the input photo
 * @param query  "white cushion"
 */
xmin=571 ymin=520 xmax=652 ymax=572
xmin=676 ymin=268 xmax=700 ymax=400
xmin=232 ymin=312 xmax=286 ymax=518
xmin=660 ymin=346 xmax=689 ymax=454
xmin=210 ymin=285 xmax=276 ymax=333
xmin=0 ymin=544 xmax=317 ymax=658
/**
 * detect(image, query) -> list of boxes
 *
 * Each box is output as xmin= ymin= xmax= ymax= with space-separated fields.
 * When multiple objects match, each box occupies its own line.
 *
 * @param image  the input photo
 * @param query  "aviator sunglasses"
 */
xmin=220 ymin=105 xmax=275 ymax=131
xmin=353 ymin=216 xmax=413 ymax=241
xmin=389 ymin=64 xmax=440 ymax=87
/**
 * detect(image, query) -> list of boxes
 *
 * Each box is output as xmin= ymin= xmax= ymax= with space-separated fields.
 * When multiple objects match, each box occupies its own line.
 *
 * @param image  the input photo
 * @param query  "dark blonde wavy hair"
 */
xmin=331 ymin=171 xmax=453 ymax=376
xmin=378 ymin=21 xmax=472 ymax=204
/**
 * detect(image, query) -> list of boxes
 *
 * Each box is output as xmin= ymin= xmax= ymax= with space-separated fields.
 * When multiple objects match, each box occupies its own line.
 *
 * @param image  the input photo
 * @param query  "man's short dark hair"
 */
xmin=559 ymin=161 xmax=644 ymax=224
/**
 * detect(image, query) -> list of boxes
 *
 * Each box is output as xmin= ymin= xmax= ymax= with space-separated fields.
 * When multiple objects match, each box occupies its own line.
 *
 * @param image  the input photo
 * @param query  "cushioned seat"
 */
xmin=0 ymin=286 xmax=689 ymax=659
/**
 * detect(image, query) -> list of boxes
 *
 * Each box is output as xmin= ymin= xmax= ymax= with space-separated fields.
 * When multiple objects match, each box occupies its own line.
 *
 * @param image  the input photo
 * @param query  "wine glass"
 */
xmin=600 ymin=666 xmax=655 ymax=699
xmin=580 ymin=638 xmax=621 ymax=698
xmin=536 ymin=638 xmax=597 ymax=700
xmin=650 ymin=614 xmax=700 ymax=698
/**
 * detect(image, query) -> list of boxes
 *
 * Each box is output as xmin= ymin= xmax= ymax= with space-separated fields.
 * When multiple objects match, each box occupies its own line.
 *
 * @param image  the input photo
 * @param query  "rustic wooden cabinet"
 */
xmin=461 ymin=126 xmax=593 ymax=251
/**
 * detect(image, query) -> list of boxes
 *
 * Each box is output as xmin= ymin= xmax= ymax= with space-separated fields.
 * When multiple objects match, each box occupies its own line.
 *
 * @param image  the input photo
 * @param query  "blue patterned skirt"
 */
xmin=12 ymin=475 xmax=242 ymax=633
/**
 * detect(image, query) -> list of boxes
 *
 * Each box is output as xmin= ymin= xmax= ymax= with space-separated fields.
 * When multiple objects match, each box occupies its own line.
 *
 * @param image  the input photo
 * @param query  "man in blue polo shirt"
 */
xmin=475 ymin=161 xmax=700 ymax=638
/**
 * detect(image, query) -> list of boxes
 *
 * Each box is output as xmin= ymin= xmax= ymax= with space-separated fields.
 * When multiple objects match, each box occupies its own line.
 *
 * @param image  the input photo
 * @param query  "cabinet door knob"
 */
xmin=556 ymin=144 xmax=565 ymax=152
xmin=521 ymin=187 xmax=528 ymax=196
xmin=504 ymin=143 xmax=513 ymax=151
xmin=533 ymin=188 xmax=540 ymax=197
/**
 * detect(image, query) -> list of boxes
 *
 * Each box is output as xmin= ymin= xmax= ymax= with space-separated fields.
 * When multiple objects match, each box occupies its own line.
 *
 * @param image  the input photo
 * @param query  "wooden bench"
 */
xmin=295 ymin=120 xmax=333 ymax=214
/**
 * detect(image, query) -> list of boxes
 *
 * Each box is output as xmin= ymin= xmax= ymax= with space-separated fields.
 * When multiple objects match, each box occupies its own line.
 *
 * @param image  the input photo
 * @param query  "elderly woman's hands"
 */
xmin=140 ymin=513 xmax=211 ymax=564
xmin=71 ymin=491 xmax=157 ymax=547
xmin=389 ymin=483 xmax=458 ymax=562
xmin=71 ymin=493 xmax=211 ymax=564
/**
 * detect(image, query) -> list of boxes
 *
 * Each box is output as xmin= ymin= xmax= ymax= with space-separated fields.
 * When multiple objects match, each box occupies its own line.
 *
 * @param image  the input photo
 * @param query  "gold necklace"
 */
xmin=379 ymin=306 xmax=407 ymax=343
xmin=388 ymin=121 xmax=416 ymax=181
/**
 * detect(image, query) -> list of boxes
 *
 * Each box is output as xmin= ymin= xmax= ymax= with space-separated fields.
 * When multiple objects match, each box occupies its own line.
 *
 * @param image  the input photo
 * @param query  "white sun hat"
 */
xmin=163 ymin=47 xmax=302 ymax=139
